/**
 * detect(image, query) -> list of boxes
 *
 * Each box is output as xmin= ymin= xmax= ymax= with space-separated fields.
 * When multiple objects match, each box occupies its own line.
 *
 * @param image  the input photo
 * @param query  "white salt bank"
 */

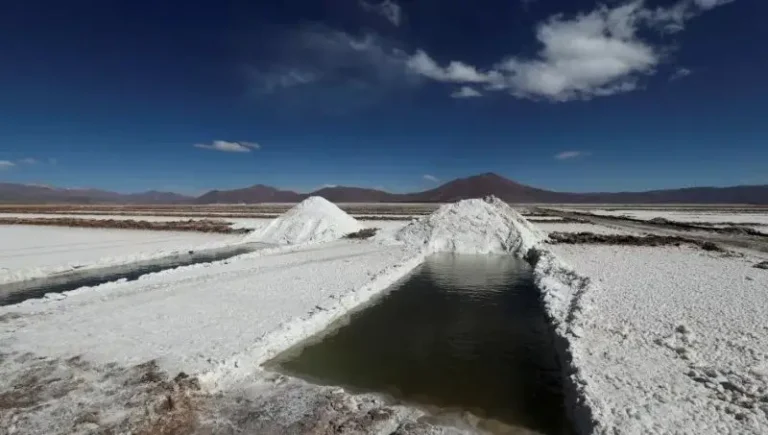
xmin=390 ymin=196 xmax=543 ymax=255
xmin=247 ymin=196 xmax=363 ymax=245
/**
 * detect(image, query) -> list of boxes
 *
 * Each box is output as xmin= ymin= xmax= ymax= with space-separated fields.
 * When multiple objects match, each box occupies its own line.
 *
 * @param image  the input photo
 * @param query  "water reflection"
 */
xmin=271 ymin=253 xmax=567 ymax=435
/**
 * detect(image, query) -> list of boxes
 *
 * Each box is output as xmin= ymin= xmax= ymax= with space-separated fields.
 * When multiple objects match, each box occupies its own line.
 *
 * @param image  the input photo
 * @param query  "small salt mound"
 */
xmin=247 ymin=196 xmax=363 ymax=245
xmin=392 ymin=196 xmax=543 ymax=255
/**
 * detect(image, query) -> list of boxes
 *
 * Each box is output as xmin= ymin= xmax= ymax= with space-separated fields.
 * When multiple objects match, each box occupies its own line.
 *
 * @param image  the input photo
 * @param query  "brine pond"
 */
xmin=268 ymin=253 xmax=569 ymax=434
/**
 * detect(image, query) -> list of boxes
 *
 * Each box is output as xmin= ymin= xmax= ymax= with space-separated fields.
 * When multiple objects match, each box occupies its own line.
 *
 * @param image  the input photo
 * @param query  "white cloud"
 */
xmin=495 ymin=2 xmax=660 ymax=101
xmin=0 ymin=160 xmax=15 ymax=169
xmin=194 ymin=140 xmax=261 ymax=153
xmin=555 ymin=151 xmax=588 ymax=160
xmin=360 ymin=0 xmax=402 ymax=26
xmin=693 ymin=0 xmax=734 ymax=9
xmin=247 ymin=26 xmax=414 ymax=98
xmin=251 ymin=69 xmax=318 ymax=92
xmin=406 ymin=0 xmax=735 ymax=102
xmin=407 ymin=50 xmax=495 ymax=83
xmin=670 ymin=67 xmax=692 ymax=81
xmin=646 ymin=0 xmax=734 ymax=33
xmin=19 ymin=158 xmax=38 ymax=164
xmin=423 ymin=174 xmax=440 ymax=182
xmin=451 ymin=86 xmax=483 ymax=98
xmin=643 ymin=2 xmax=692 ymax=33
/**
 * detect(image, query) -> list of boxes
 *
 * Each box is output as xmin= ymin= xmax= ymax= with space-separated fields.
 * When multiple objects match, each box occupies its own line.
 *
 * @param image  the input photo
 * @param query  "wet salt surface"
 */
xmin=271 ymin=253 xmax=568 ymax=435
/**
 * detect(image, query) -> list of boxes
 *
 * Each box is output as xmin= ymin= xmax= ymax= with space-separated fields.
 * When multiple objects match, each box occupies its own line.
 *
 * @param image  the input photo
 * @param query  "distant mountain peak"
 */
xmin=477 ymin=172 xmax=504 ymax=179
xmin=2 ymin=173 xmax=767 ymax=204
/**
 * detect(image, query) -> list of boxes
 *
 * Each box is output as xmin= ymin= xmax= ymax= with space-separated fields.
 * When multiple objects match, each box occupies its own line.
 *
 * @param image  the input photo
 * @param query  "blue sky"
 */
xmin=1 ymin=0 xmax=766 ymax=195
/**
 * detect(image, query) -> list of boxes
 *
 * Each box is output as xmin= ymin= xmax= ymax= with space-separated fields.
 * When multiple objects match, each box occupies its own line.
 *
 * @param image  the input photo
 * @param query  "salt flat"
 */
xmin=0 ymin=225 xmax=241 ymax=285
xmin=6 ymin=198 xmax=768 ymax=434
xmin=0 ymin=240 xmax=420 ymax=376
xmin=550 ymin=244 xmax=768 ymax=434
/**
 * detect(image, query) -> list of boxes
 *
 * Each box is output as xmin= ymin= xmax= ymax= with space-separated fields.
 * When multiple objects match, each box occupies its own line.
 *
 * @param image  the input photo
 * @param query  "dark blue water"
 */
xmin=271 ymin=253 xmax=567 ymax=434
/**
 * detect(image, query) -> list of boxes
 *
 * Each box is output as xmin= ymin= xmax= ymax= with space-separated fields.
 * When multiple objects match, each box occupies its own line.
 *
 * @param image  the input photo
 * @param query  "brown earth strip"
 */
xmin=547 ymin=232 xmax=723 ymax=251
xmin=0 ymin=204 xmax=439 ymax=216
xmin=527 ymin=217 xmax=582 ymax=223
xmin=344 ymin=228 xmax=379 ymax=239
xmin=567 ymin=211 xmax=768 ymax=237
xmin=0 ymin=217 xmax=248 ymax=234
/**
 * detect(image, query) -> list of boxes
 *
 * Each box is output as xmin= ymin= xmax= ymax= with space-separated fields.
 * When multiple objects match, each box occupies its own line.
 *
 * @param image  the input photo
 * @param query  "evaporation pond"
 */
xmin=270 ymin=253 xmax=568 ymax=434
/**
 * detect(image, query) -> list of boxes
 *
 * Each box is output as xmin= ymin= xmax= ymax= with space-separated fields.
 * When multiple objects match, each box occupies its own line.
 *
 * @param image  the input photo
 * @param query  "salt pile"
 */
xmin=247 ymin=196 xmax=364 ymax=245
xmin=392 ymin=196 xmax=543 ymax=255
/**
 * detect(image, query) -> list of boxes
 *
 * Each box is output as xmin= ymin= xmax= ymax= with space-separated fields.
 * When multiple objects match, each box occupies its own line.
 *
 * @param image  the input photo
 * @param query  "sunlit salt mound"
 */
xmin=394 ymin=196 xmax=543 ymax=255
xmin=247 ymin=196 xmax=364 ymax=245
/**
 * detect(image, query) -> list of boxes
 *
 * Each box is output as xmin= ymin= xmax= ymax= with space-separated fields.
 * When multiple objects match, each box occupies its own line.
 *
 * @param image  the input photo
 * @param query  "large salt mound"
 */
xmin=246 ymin=196 xmax=363 ymax=245
xmin=392 ymin=196 xmax=543 ymax=255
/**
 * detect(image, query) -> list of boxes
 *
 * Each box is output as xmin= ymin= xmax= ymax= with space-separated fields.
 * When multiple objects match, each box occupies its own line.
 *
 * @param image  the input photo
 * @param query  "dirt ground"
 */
xmin=0 ymin=217 xmax=248 ymax=234
xmin=1 ymin=352 xmax=202 ymax=435
xmin=0 ymin=351 xmax=477 ymax=435
xmin=546 ymin=231 xmax=724 ymax=251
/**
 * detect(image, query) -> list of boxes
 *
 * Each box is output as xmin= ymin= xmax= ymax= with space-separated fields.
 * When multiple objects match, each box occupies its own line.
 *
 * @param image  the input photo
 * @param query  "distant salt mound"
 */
xmin=247 ymin=196 xmax=363 ymax=245
xmin=392 ymin=196 xmax=543 ymax=255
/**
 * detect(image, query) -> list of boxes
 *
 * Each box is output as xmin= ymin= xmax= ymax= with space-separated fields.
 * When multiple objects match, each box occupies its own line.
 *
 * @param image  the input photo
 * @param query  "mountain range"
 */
xmin=1 ymin=174 xmax=767 ymax=204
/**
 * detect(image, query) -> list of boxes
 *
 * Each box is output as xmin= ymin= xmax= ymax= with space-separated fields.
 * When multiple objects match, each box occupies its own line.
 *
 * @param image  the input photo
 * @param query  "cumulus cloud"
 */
xmin=555 ymin=151 xmax=588 ymax=160
xmin=194 ymin=141 xmax=261 ymax=153
xmin=0 ymin=160 xmax=15 ymax=169
xmin=19 ymin=158 xmax=38 ymax=164
xmin=360 ymin=0 xmax=402 ymax=26
xmin=496 ymin=2 xmax=661 ymax=101
xmin=423 ymin=174 xmax=440 ymax=182
xmin=407 ymin=0 xmax=734 ymax=102
xmin=451 ymin=86 xmax=483 ymax=98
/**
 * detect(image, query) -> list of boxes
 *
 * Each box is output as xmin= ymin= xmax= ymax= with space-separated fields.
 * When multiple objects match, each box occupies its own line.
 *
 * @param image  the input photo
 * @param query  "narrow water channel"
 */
xmin=0 ymin=243 xmax=268 ymax=306
xmin=270 ymin=253 xmax=568 ymax=434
